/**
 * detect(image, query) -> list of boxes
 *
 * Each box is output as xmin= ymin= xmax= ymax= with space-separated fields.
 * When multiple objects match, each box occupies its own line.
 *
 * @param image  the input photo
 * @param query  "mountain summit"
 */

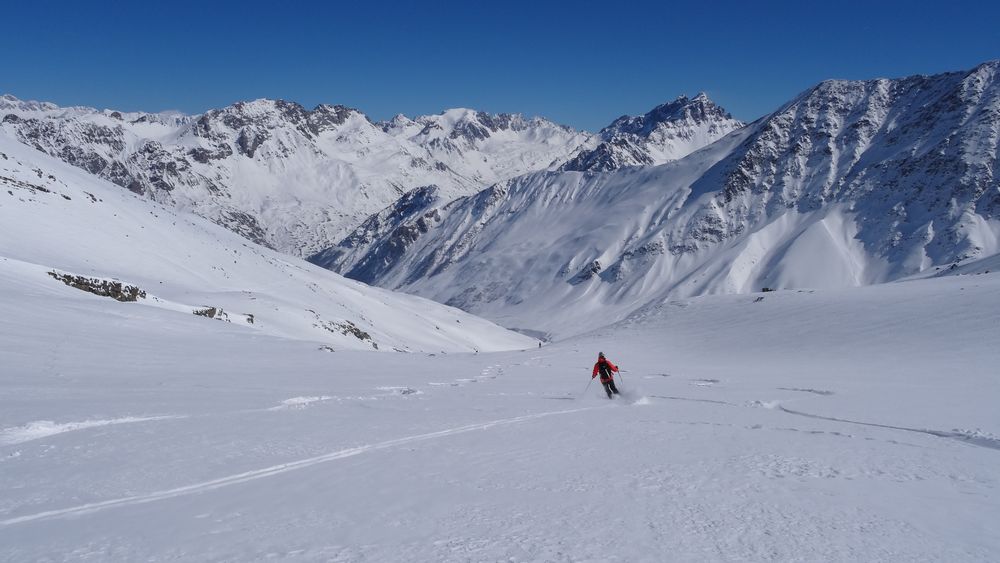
xmin=561 ymin=93 xmax=744 ymax=172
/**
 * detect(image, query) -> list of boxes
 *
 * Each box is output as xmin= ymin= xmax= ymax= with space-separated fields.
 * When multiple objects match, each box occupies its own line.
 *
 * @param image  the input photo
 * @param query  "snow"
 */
xmin=1 ymin=264 xmax=997 ymax=560
xmin=561 ymin=94 xmax=744 ymax=172
xmin=1 ymin=62 xmax=998 ymax=562
xmin=320 ymin=62 xmax=1000 ymax=339
xmin=0 ymin=133 xmax=533 ymax=353
xmin=0 ymin=92 xmax=745 ymax=258
xmin=0 ymin=95 xmax=595 ymax=256
xmin=0 ymin=416 xmax=184 ymax=446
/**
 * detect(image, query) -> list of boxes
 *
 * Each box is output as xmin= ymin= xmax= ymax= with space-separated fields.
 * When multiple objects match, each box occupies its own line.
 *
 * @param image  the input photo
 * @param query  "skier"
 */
xmin=592 ymin=352 xmax=620 ymax=398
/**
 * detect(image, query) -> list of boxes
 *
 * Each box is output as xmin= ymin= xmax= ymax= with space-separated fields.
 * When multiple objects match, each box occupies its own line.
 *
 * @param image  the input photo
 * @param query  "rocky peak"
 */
xmin=189 ymin=98 xmax=366 ymax=153
xmin=379 ymin=113 xmax=415 ymax=133
xmin=448 ymin=111 xmax=493 ymax=142
xmin=562 ymin=94 xmax=744 ymax=172
xmin=199 ymin=99 xmax=310 ymax=131
xmin=309 ymin=103 xmax=364 ymax=132
xmin=412 ymin=109 xmax=542 ymax=143
xmin=603 ymin=93 xmax=735 ymax=139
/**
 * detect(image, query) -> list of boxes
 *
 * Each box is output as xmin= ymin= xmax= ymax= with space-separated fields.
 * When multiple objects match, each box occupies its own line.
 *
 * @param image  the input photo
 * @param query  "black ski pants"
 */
xmin=602 ymin=379 xmax=619 ymax=398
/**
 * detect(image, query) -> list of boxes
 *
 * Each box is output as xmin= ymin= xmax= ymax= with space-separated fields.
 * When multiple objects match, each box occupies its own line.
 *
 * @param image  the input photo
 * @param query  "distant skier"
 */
xmin=592 ymin=352 xmax=620 ymax=398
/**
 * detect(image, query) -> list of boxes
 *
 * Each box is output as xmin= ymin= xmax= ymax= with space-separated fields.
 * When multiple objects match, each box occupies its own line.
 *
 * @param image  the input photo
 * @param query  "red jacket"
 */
xmin=592 ymin=358 xmax=618 ymax=382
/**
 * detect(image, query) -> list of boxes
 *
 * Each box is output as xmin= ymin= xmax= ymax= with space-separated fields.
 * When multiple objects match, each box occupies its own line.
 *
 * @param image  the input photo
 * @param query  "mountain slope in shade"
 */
xmin=0 ymin=95 xmax=592 ymax=256
xmin=312 ymin=61 xmax=1000 ymax=338
xmin=560 ymin=93 xmax=744 ymax=171
xmin=0 ymin=132 xmax=534 ymax=353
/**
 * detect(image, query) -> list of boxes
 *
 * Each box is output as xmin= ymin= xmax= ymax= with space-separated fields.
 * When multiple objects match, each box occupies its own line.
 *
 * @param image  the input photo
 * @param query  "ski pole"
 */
xmin=580 ymin=377 xmax=594 ymax=399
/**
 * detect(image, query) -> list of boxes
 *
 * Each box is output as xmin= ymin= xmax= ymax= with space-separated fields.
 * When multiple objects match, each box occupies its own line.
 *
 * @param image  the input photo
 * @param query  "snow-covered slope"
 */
xmin=0 ymin=94 xmax=591 ymax=256
xmin=0 ymin=132 xmax=534 ymax=353
xmin=1 ymin=264 xmax=997 ymax=560
xmin=313 ymin=61 xmax=1000 ymax=337
xmin=560 ymin=93 xmax=744 ymax=171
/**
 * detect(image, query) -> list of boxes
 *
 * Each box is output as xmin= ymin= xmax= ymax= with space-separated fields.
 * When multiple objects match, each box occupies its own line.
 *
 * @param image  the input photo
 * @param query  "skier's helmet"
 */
xmin=598 ymin=351 xmax=605 ymax=358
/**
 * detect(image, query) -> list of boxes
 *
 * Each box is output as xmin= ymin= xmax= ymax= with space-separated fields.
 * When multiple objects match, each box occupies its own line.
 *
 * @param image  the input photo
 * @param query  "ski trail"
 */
xmin=649 ymin=395 xmax=735 ymax=406
xmin=0 ymin=406 xmax=603 ymax=527
xmin=778 ymin=407 xmax=1000 ymax=451
xmin=777 ymin=387 xmax=835 ymax=396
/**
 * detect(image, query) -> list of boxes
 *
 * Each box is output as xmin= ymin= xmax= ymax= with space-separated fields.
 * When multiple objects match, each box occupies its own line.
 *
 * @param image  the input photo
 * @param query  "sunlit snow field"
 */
xmin=2 ymin=270 xmax=997 ymax=561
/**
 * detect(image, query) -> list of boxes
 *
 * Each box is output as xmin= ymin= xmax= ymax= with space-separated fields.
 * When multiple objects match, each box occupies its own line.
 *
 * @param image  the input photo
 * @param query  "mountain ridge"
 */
xmin=311 ymin=60 xmax=1000 ymax=337
xmin=0 ymin=92 xmax=744 ymax=256
xmin=0 ymin=95 xmax=595 ymax=256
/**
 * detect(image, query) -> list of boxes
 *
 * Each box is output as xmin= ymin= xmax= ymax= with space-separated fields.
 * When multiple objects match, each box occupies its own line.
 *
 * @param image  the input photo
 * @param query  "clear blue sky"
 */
xmin=2 ymin=0 xmax=997 ymax=131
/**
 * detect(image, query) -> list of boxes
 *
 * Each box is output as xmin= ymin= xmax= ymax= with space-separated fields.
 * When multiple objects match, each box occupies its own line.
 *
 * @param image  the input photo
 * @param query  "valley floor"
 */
xmin=1 ymin=273 xmax=998 ymax=562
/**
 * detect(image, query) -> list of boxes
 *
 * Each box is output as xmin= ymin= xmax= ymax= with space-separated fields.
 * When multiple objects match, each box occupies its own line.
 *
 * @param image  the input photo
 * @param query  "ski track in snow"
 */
xmin=778 ymin=387 xmax=836 ymax=396
xmin=2 ymin=362 xmax=501 ymax=442
xmin=1 ymin=367 xmax=504 ymax=452
xmin=778 ymin=406 xmax=1000 ymax=452
xmin=375 ymin=386 xmax=422 ymax=396
xmin=430 ymin=363 xmax=503 ymax=388
xmin=0 ymin=416 xmax=185 ymax=446
xmin=650 ymin=395 xmax=735 ymax=406
xmin=649 ymin=391 xmax=999 ymax=452
xmin=0 ymin=406 xmax=604 ymax=527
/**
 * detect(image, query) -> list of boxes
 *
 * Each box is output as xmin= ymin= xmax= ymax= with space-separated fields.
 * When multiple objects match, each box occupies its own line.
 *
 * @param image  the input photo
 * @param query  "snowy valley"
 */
xmin=1 ymin=59 xmax=999 ymax=562
xmin=1 ymin=255 xmax=997 ymax=560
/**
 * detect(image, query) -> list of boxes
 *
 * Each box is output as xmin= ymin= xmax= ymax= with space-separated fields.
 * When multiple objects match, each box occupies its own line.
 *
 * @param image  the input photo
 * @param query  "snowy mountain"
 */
xmin=560 ymin=93 xmax=744 ymax=171
xmin=312 ymin=61 xmax=1000 ymax=337
xmin=0 ymin=94 xmax=591 ymax=256
xmin=0 ymin=131 xmax=534 ymax=353
xmin=3 ymin=73 xmax=999 ymax=563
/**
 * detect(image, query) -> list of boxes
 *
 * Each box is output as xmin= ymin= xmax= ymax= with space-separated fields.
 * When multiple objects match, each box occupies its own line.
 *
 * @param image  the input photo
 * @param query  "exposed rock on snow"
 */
xmin=47 ymin=271 xmax=147 ymax=302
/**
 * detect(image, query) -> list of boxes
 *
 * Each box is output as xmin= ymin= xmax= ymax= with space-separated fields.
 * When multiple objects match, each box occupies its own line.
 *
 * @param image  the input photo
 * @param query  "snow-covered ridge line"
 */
xmin=311 ymin=60 xmax=1000 ymax=338
xmin=0 ymin=91 xmax=740 ymax=256
xmin=0 ymin=94 xmax=593 ymax=255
